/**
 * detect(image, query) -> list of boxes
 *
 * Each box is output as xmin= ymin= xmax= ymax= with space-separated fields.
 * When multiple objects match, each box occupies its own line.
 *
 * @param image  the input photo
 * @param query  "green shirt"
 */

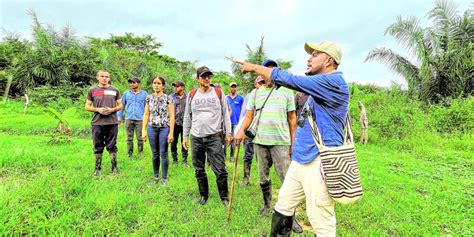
xmin=247 ymin=86 xmax=295 ymax=145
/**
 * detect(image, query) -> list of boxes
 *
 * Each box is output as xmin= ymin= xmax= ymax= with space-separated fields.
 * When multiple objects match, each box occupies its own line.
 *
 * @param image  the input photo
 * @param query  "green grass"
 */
xmin=1 ymin=101 xmax=473 ymax=235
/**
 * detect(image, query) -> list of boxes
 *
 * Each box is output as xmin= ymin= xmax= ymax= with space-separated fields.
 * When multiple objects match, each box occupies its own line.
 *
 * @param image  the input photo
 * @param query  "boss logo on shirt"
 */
xmin=194 ymin=98 xmax=217 ymax=106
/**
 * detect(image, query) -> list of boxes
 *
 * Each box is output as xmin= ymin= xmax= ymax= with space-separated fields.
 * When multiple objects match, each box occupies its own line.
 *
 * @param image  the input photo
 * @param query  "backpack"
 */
xmin=188 ymin=84 xmax=223 ymax=104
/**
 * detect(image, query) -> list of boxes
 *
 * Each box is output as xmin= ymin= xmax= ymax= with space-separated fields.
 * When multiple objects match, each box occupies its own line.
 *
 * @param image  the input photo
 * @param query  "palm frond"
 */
xmin=427 ymin=0 xmax=458 ymax=35
xmin=385 ymin=16 xmax=425 ymax=57
xmin=365 ymin=47 xmax=422 ymax=95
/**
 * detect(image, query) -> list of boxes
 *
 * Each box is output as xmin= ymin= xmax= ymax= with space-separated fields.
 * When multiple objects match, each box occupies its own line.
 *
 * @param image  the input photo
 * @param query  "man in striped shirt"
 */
xmin=235 ymin=59 xmax=301 ymax=233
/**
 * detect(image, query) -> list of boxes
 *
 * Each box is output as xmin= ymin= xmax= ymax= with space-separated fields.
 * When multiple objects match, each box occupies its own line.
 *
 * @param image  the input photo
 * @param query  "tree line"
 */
xmin=0 ymin=0 xmax=472 ymax=106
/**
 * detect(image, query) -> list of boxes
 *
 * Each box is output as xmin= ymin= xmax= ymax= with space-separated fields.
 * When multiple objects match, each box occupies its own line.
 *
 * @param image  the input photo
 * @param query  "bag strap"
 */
xmin=256 ymin=86 xmax=274 ymax=111
xmin=253 ymin=86 xmax=275 ymax=126
xmin=343 ymin=114 xmax=354 ymax=144
xmin=306 ymin=101 xmax=324 ymax=148
xmin=306 ymin=97 xmax=353 ymax=148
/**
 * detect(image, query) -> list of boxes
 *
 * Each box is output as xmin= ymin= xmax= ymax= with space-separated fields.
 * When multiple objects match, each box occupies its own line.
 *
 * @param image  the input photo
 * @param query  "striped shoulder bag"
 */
xmin=306 ymin=102 xmax=363 ymax=204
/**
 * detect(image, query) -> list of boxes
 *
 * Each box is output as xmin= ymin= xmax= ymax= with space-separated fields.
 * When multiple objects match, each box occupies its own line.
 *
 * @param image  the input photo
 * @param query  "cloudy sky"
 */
xmin=1 ymin=0 xmax=471 ymax=86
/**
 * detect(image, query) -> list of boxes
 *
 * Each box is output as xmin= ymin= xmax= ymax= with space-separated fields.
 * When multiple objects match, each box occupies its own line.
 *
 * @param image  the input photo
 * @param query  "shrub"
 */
xmin=429 ymin=97 xmax=474 ymax=134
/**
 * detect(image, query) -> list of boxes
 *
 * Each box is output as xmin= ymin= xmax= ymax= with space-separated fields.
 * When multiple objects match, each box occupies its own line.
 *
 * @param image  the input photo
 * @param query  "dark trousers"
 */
xmin=125 ymin=120 xmax=143 ymax=155
xmin=92 ymin=124 xmax=118 ymax=154
xmin=171 ymin=124 xmax=188 ymax=163
xmin=243 ymin=137 xmax=255 ymax=164
xmin=191 ymin=134 xmax=228 ymax=199
xmin=147 ymin=126 xmax=170 ymax=179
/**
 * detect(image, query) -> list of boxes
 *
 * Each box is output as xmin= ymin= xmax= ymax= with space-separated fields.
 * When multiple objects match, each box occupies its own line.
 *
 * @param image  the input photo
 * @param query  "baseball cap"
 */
xmin=262 ymin=59 xmax=278 ymax=67
xmin=304 ymin=40 xmax=342 ymax=64
xmin=128 ymin=76 xmax=141 ymax=83
xmin=172 ymin=80 xmax=185 ymax=87
xmin=229 ymin=82 xmax=237 ymax=87
xmin=255 ymin=76 xmax=265 ymax=84
xmin=196 ymin=66 xmax=213 ymax=78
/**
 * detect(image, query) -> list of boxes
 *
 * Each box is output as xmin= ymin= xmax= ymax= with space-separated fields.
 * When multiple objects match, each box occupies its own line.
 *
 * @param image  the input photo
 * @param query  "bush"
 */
xmin=429 ymin=97 xmax=474 ymax=135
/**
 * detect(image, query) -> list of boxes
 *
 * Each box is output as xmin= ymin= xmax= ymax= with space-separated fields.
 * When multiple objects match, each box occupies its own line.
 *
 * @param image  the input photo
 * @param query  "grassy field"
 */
xmin=1 ymin=102 xmax=473 ymax=235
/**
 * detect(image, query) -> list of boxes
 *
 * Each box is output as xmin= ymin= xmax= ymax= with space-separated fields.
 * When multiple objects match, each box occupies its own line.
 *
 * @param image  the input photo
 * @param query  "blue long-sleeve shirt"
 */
xmin=117 ymin=90 xmax=148 ymax=121
xmin=270 ymin=68 xmax=349 ymax=164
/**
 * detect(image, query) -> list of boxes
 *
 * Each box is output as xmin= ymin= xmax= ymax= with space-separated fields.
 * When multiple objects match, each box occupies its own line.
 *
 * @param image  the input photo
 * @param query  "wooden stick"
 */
xmin=227 ymin=143 xmax=241 ymax=223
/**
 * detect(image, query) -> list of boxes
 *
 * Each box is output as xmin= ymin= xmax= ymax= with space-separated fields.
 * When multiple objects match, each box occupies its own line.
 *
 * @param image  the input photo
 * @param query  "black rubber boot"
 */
xmin=260 ymin=181 xmax=272 ymax=216
xmin=110 ymin=153 xmax=119 ymax=174
xmin=127 ymin=142 xmax=133 ymax=158
xmin=93 ymin=153 xmax=102 ymax=176
xmin=217 ymin=176 xmax=229 ymax=206
xmin=242 ymin=160 xmax=251 ymax=186
xmin=137 ymin=143 xmax=143 ymax=157
xmin=197 ymin=176 xmax=209 ymax=205
xmin=270 ymin=210 xmax=293 ymax=237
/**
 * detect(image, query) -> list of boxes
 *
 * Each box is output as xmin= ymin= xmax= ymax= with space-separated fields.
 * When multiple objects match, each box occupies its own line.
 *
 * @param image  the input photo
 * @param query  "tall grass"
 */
xmin=1 ymin=86 xmax=473 ymax=235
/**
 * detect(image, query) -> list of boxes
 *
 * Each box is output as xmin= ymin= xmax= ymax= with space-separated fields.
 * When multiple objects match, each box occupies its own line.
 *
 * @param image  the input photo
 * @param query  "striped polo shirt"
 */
xmin=246 ymin=86 xmax=295 ymax=145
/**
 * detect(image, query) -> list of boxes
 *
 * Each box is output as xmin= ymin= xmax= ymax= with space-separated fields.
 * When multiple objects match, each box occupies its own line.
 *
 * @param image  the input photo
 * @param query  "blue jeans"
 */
xmin=147 ymin=126 xmax=170 ymax=179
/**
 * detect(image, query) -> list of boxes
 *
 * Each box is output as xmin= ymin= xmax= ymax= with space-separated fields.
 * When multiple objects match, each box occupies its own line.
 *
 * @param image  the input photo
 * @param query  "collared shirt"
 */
xmin=170 ymin=93 xmax=187 ymax=126
xmin=270 ymin=68 xmax=349 ymax=164
xmin=117 ymin=89 xmax=147 ymax=121
xmin=226 ymin=94 xmax=244 ymax=125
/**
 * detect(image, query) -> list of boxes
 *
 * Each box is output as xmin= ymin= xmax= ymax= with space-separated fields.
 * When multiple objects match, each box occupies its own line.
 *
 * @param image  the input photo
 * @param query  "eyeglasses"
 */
xmin=200 ymin=74 xmax=212 ymax=79
xmin=297 ymin=108 xmax=309 ymax=127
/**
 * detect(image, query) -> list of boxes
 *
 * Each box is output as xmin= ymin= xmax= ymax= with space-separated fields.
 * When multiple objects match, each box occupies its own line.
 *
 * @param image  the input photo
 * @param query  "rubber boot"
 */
xmin=137 ymin=142 xmax=144 ymax=158
xmin=110 ymin=153 xmax=119 ymax=174
xmin=217 ymin=176 xmax=229 ymax=206
xmin=197 ymin=176 xmax=209 ymax=205
xmin=127 ymin=141 xmax=133 ymax=158
xmin=93 ymin=153 xmax=102 ymax=176
xmin=242 ymin=160 xmax=251 ymax=186
xmin=270 ymin=209 xmax=293 ymax=237
xmin=260 ymin=181 xmax=272 ymax=216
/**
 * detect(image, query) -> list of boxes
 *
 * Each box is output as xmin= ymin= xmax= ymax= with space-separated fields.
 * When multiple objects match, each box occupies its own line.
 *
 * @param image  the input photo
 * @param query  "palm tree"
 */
xmin=227 ymin=37 xmax=293 ymax=93
xmin=365 ymin=0 xmax=473 ymax=103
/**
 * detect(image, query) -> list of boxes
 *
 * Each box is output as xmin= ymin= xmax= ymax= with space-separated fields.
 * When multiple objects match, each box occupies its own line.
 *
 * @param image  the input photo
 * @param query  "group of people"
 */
xmin=85 ymin=40 xmax=352 ymax=236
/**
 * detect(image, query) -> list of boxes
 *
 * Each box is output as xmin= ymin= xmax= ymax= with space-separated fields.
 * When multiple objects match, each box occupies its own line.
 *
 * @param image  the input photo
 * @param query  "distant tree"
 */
xmin=228 ymin=37 xmax=293 ymax=93
xmin=11 ymin=10 xmax=96 ymax=96
xmin=0 ymin=10 xmax=195 ymax=102
xmin=0 ymin=35 xmax=30 ymax=99
xmin=91 ymin=32 xmax=162 ymax=55
xmin=365 ymin=0 xmax=473 ymax=103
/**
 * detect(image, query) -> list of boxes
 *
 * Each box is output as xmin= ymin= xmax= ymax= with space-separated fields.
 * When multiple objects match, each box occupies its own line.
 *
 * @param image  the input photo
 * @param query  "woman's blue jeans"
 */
xmin=147 ymin=126 xmax=170 ymax=179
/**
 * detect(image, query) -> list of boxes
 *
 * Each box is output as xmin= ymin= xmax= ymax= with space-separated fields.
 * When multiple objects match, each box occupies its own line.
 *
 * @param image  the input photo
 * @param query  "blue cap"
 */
xmin=262 ymin=59 xmax=278 ymax=67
